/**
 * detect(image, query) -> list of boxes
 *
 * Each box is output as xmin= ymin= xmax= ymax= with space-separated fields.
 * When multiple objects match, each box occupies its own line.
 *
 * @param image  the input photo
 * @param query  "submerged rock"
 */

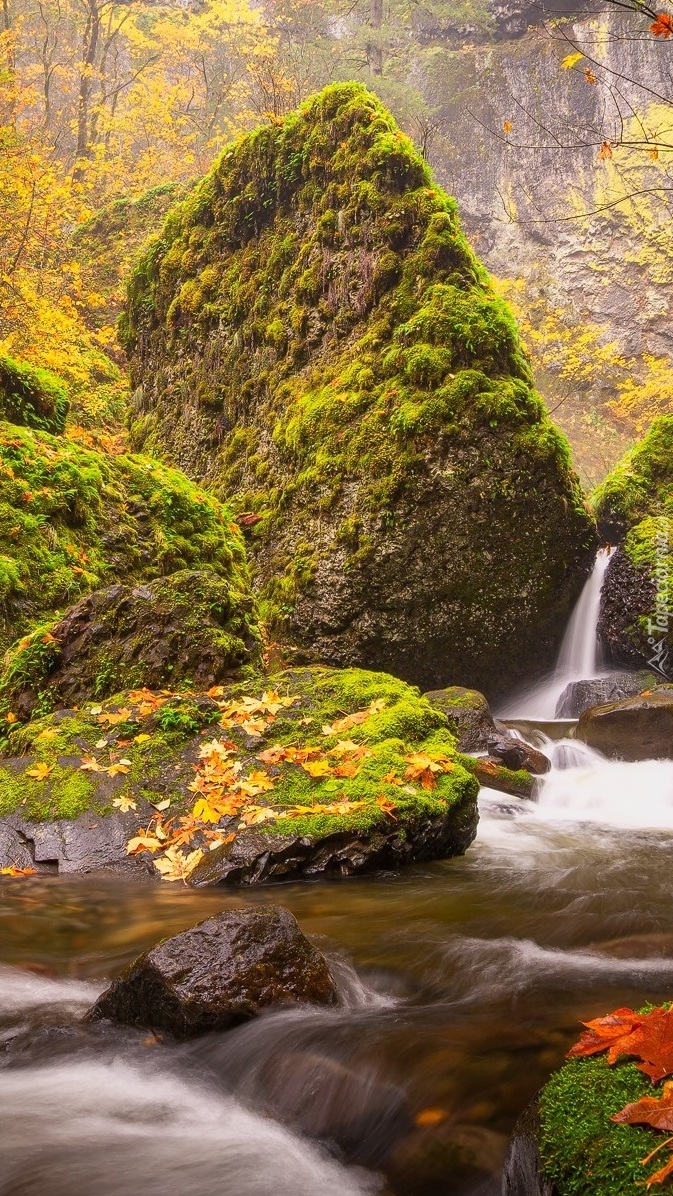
xmin=2 ymin=570 xmax=260 ymax=719
xmin=122 ymin=82 xmax=595 ymax=698
xmin=388 ymin=1120 xmax=508 ymax=1196
xmin=555 ymin=671 xmax=656 ymax=719
xmin=88 ymin=907 xmax=337 ymax=1037
xmin=0 ymin=667 xmax=479 ymax=881
xmin=576 ymin=689 xmax=673 ymax=760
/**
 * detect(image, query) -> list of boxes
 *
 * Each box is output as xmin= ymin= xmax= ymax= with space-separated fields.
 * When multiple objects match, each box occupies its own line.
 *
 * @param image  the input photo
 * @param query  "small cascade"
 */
xmin=499 ymin=547 xmax=614 ymax=719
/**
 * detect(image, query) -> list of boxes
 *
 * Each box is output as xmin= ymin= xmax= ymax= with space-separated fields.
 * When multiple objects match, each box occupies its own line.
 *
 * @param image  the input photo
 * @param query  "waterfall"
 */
xmin=499 ymin=547 xmax=614 ymax=719
xmin=554 ymin=547 xmax=614 ymax=680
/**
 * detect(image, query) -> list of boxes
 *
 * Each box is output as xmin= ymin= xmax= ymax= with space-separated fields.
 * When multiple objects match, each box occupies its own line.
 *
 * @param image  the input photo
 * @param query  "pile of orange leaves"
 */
xmin=568 ymin=1006 xmax=673 ymax=1186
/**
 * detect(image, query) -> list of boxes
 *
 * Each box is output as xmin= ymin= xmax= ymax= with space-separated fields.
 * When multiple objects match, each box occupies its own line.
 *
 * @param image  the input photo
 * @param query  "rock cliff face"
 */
xmin=428 ymin=3 xmax=673 ymax=481
xmin=123 ymin=82 xmax=595 ymax=698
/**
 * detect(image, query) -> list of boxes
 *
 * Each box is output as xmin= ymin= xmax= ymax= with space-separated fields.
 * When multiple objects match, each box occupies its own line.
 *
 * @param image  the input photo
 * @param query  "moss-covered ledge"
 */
xmin=0 ymin=666 xmax=479 ymax=883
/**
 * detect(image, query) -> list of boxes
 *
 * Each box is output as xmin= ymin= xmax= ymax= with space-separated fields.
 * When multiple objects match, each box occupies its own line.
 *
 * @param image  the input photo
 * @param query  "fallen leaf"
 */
xmin=650 ymin=146 xmax=660 ymax=160
xmin=561 ymin=51 xmax=584 ymax=68
xmin=25 ymin=762 xmax=53 ymax=781
xmin=415 ymin=1107 xmax=448 ymax=1128
xmin=584 ymin=67 xmax=597 ymax=84
xmin=107 ymin=763 xmax=130 ymax=777
xmin=80 ymin=755 xmax=104 ymax=772
xmin=134 ymin=733 xmax=152 ymax=744
xmin=36 ymin=729 xmax=58 ymax=741
xmin=651 ymin=13 xmax=673 ymax=38
xmin=568 ymin=1006 xmax=673 ymax=1082
xmin=154 ymin=845 xmax=204 ymax=881
xmin=113 ymin=795 xmax=137 ymax=812
xmin=598 ymin=140 xmax=613 ymax=160
xmin=6 ymin=712 xmax=17 ymax=724
xmin=503 ymin=119 xmax=513 ymax=134
xmin=301 ymin=759 xmax=332 ymax=778
xmin=1 ymin=866 xmax=37 ymax=877
xmin=126 ymin=835 xmax=164 ymax=854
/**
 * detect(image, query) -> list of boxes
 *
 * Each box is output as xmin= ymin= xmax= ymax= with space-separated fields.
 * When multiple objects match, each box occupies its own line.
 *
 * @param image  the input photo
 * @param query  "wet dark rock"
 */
xmin=1 ymin=805 xmax=152 ymax=877
xmin=555 ymin=670 xmax=657 ymax=718
xmin=189 ymin=803 xmax=479 ymax=886
xmin=3 ymin=569 xmax=260 ymax=719
xmin=502 ymin=1099 xmax=556 ymax=1196
xmin=576 ymin=689 xmax=673 ymax=760
xmin=424 ymin=687 xmax=498 ymax=753
xmin=597 ymin=547 xmax=660 ymax=672
xmin=485 ymin=735 xmax=550 ymax=775
xmin=87 ymin=907 xmax=338 ymax=1038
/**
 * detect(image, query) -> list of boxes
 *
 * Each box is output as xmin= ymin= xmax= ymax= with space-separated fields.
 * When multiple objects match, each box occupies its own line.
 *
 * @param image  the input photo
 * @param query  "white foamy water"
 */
xmin=500 ymin=547 xmax=615 ymax=719
xmin=0 ymin=964 xmax=101 ymax=1018
xmin=0 ymin=1059 xmax=379 ymax=1196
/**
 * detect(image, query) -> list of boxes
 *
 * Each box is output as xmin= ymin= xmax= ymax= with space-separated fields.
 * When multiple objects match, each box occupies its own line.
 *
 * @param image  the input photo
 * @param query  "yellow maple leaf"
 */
xmin=561 ymin=51 xmax=584 ymax=68
xmin=25 ymin=762 xmax=53 ymax=781
xmin=154 ymin=846 xmax=204 ymax=882
xmin=113 ymin=795 xmax=137 ymax=812
xmin=238 ymin=806 xmax=279 ymax=826
xmin=126 ymin=834 xmax=163 ymax=854
xmin=301 ymin=759 xmax=332 ymax=778
xmin=192 ymin=797 xmax=222 ymax=824
xmin=80 ymin=755 xmax=104 ymax=772
xmin=107 ymin=763 xmax=130 ymax=777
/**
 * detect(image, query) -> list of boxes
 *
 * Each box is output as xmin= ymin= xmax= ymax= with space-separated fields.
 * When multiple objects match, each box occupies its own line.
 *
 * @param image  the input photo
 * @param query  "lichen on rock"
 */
xmin=122 ymin=81 xmax=596 ymax=698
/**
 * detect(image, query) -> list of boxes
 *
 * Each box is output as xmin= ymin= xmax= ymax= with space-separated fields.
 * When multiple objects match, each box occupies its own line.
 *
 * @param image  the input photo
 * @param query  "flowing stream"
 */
xmin=2 ymin=549 xmax=672 ymax=1196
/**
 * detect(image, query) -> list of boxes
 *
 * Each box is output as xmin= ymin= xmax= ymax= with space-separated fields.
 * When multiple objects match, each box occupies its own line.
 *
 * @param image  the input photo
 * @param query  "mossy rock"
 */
xmin=0 ymin=569 xmax=261 ymax=720
xmin=122 ymin=82 xmax=596 ymax=698
xmin=515 ymin=1056 xmax=665 ymax=1196
xmin=593 ymin=417 xmax=673 ymax=674
xmin=71 ymin=183 xmax=187 ymax=333
xmin=425 ymin=685 xmax=497 ymax=752
xmin=0 ymin=421 xmax=257 ymax=660
xmin=0 ymin=356 xmax=69 ymax=435
xmin=0 ymin=666 xmax=479 ymax=883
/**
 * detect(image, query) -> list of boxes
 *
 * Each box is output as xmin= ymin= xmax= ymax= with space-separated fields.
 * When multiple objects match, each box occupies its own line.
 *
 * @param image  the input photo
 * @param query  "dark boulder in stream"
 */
xmin=577 ymin=688 xmax=673 ymax=760
xmin=424 ymin=686 xmax=498 ymax=753
xmin=87 ymin=906 xmax=338 ymax=1037
xmin=555 ymin=671 xmax=657 ymax=719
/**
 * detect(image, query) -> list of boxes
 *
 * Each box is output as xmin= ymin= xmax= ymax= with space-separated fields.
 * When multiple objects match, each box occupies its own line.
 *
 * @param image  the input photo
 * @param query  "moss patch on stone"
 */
xmin=0 ymin=421 xmax=256 ymax=656
xmin=121 ymin=81 xmax=595 ymax=696
xmin=0 ymin=356 xmax=69 ymax=435
xmin=539 ymin=1057 xmax=662 ymax=1196
xmin=593 ymin=416 xmax=673 ymax=667
xmin=0 ymin=667 xmax=478 ymax=851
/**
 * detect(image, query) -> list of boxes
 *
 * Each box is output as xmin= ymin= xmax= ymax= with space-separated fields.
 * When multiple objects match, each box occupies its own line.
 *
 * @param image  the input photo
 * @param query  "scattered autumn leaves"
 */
xmin=6 ymin=685 xmax=457 ymax=885
xmin=124 ymin=691 xmax=454 ymax=883
xmin=568 ymin=1005 xmax=673 ymax=1186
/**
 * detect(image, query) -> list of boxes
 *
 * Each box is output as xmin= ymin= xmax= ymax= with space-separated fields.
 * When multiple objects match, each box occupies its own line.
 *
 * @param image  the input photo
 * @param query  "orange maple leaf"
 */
xmin=651 ymin=13 xmax=673 ymax=37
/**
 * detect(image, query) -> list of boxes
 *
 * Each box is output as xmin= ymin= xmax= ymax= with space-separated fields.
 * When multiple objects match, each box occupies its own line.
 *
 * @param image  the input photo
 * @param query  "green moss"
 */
xmin=122 ymin=82 xmax=595 ymax=680
xmin=539 ymin=1057 xmax=663 ymax=1196
xmin=0 ymin=422 xmax=257 ymax=657
xmin=592 ymin=414 xmax=673 ymax=534
xmin=0 ymin=667 xmax=478 ymax=845
xmin=0 ymin=356 xmax=69 ymax=435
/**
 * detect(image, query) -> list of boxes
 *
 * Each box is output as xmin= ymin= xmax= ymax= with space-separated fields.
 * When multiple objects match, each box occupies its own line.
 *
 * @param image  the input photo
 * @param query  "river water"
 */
xmin=2 ymin=553 xmax=672 ymax=1196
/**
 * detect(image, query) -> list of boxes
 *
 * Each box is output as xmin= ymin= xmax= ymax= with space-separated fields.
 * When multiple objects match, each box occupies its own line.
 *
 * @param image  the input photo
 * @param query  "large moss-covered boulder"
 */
xmin=121 ymin=82 xmax=595 ymax=697
xmin=0 ymin=422 xmax=257 ymax=660
xmin=594 ymin=416 xmax=673 ymax=676
xmin=0 ymin=666 xmax=479 ymax=882
xmin=0 ymin=569 xmax=259 ymax=719
xmin=0 ymin=356 xmax=69 ymax=434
